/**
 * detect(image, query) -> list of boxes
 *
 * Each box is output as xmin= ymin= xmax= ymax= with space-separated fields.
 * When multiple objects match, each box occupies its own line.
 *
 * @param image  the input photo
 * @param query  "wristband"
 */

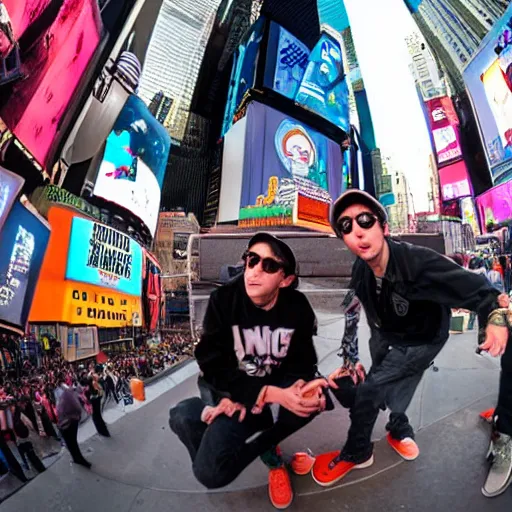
xmin=488 ymin=309 xmax=508 ymax=327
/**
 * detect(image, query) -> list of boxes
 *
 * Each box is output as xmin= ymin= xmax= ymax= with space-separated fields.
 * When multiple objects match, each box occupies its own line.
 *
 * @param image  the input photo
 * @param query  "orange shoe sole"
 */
xmin=386 ymin=433 xmax=420 ymax=461
xmin=312 ymin=454 xmax=374 ymax=487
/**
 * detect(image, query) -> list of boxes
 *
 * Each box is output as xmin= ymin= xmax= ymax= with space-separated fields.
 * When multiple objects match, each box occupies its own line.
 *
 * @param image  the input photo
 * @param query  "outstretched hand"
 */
xmin=327 ymin=362 xmax=366 ymax=389
xmin=203 ymin=398 xmax=246 ymax=425
xmin=479 ymin=324 xmax=509 ymax=357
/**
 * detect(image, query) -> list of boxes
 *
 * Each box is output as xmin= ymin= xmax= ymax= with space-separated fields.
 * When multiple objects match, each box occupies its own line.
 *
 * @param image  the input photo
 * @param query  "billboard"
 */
xmin=238 ymin=102 xmax=343 ymax=228
xmin=0 ymin=201 xmax=50 ymax=332
xmin=92 ymin=95 xmax=171 ymax=236
xmin=66 ymin=217 xmax=142 ymax=296
xmin=0 ymin=0 xmax=103 ymax=168
xmin=475 ymin=180 xmax=512 ymax=231
xmin=438 ymin=160 xmax=472 ymax=201
xmin=463 ymin=4 xmax=512 ymax=183
xmin=425 ymin=97 xmax=462 ymax=166
xmin=0 ymin=166 xmax=24 ymax=232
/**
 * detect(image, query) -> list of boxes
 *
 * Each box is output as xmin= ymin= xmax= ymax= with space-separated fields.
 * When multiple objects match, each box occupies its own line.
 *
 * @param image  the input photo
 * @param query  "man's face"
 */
xmin=244 ymin=242 xmax=294 ymax=305
xmin=337 ymin=203 xmax=389 ymax=262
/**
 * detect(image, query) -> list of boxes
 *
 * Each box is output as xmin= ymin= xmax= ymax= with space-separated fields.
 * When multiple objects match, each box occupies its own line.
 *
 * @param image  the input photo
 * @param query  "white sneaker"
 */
xmin=482 ymin=432 xmax=512 ymax=498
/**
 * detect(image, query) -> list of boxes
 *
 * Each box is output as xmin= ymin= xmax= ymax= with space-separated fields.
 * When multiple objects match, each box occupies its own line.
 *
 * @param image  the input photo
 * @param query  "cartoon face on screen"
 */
xmin=275 ymin=121 xmax=316 ymax=179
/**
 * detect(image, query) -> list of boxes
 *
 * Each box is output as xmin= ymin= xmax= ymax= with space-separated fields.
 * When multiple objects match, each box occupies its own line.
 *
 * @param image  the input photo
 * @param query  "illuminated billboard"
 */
xmin=66 ymin=217 xmax=142 ymax=296
xmin=476 ymin=180 xmax=512 ymax=231
xmin=0 ymin=0 xmax=103 ymax=168
xmin=93 ymin=95 xmax=171 ymax=236
xmin=0 ymin=166 xmax=24 ymax=232
xmin=0 ymin=201 xmax=50 ymax=332
xmin=463 ymin=4 xmax=512 ymax=183
xmin=425 ymin=97 xmax=462 ymax=166
xmin=438 ymin=160 xmax=472 ymax=201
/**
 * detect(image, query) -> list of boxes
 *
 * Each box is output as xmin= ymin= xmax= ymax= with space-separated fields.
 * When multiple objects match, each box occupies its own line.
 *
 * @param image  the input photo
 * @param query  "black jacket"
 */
xmin=194 ymin=275 xmax=318 ymax=407
xmin=350 ymin=239 xmax=500 ymax=346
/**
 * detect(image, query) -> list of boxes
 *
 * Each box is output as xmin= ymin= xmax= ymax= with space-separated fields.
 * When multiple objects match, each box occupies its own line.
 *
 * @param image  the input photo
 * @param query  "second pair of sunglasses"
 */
xmin=337 ymin=212 xmax=378 ymax=235
xmin=242 ymin=251 xmax=286 ymax=274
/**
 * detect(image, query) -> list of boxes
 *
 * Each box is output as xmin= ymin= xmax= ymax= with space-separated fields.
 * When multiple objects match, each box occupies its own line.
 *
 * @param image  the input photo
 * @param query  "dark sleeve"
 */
xmin=409 ymin=246 xmax=500 ymax=328
xmin=194 ymin=290 xmax=266 ymax=408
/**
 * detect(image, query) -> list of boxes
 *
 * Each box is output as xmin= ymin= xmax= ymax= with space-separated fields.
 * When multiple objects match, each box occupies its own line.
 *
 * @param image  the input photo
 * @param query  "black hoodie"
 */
xmin=194 ymin=275 xmax=318 ymax=408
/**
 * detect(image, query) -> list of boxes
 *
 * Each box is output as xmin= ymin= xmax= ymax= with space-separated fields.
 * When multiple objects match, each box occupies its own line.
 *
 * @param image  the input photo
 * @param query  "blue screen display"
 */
xmin=0 ymin=166 xmax=24 ymax=233
xmin=0 ymin=202 xmax=50 ymax=329
xmin=65 ymin=217 xmax=142 ymax=296
xmin=295 ymin=33 xmax=350 ymax=133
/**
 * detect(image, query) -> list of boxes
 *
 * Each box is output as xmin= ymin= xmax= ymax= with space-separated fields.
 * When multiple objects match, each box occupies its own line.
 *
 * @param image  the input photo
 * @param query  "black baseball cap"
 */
xmin=247 ymin=232 xmax=297 ymax=276
xmin=330 ymin=189 xmax=388 ymax=238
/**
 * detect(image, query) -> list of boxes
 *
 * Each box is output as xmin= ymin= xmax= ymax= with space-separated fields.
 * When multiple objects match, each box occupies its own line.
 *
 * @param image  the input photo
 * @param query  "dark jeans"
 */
xmin=496 ymin=333 xmax=512 ymax=436
xmin=340 ymin=336 xmax=447 ymax=463
xmin=59 ymin=420 xmax=89 ymax=465
xmin=18 ymin=441 xmax=45 ymax=473
xmin=169 ymin=396 xmax=315 ymax=489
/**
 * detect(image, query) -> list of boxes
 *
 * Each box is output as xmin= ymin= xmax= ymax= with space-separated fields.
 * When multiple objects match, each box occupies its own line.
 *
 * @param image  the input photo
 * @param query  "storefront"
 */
xmin=29 ymin=206 xmax=143 ymax=361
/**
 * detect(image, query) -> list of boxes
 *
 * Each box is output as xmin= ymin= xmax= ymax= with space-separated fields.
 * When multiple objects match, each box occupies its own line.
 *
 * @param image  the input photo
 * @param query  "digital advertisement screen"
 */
xmin=0 ymin=166 xmax=24 ymax=232
xmin=295 ymin=33 xmax=350 ymax=133
xmin=425 ymin=97 xmax=462 ymax=165
xmin=93 ymin=95 xmax=171 ymax=236
xmin=438 ymin=160 xmax=472 ymax=201
xmin=0 ymin=0 xmax=103 ymax=168
xmin=264 ymin=22 xmax=310 ymax=100
xmin=222 ymin=17 xmax=265 ymax=137
xmin=460 ymin=197 xmax=481 ymax=236
xmin=476 ymin=180 xmax=512 ymax=231
xmin=65 ymin=217 xmax=142 ymax=296
xmin=463 ymin=4 xmax=512 ymax=183
xmin=0 ymin=201 xmax=50 ymax=329
xmin=239 ymin=102 xmax=343 ymax=227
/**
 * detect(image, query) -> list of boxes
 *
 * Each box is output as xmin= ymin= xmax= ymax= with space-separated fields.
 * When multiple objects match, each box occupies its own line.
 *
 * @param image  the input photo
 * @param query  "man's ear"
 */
xmin=383 ymin=223 xmax=390 ymax=236
xmin=279 ymin=274 xmax=297 ymax=289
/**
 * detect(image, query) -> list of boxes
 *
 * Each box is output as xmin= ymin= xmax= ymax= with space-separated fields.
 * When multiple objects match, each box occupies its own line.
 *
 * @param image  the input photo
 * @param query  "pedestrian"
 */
xmin=311 ymin=189 xmax=511 ymax=499
xmin=85 ymin=375 xmax=110 ymax=438
xmin=169 ymin=233 xmax=330 ymax=509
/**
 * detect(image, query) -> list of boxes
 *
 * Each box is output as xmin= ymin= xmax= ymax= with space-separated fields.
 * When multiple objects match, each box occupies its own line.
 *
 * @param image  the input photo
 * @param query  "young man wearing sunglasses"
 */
xmin=169 ymin=232 xmax=328 ymax=509
xmin=312 ymin=189 xmax=511 ymax=498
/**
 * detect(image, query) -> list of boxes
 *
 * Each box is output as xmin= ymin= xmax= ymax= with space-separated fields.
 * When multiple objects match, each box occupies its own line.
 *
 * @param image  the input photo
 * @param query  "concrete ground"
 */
xmin=1 ymin=309 xmax=510 ymax=512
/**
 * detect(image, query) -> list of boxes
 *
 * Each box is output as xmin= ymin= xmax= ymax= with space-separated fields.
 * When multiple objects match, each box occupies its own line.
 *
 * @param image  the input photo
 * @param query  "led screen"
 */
xmin=239 ymin=102 xmax=343 ymax=227
xmin=0 ymin=201 xmax=50 ymax=329
xmin=295 ymin=33 xmax=350 ymax=132
xmin=463 ymin=4 xmax=512 ymax=183
xmin=476 ymin=180 xmax=512 ymax=231
xmin=93 ymin=95 xmax=171 ymax=236
xmin=65 ymin=217 xmax=142 ymax=296
xmin=0 ymin=0 xmax=102 ymax=168
xmin=438 ymin=160 xmax=471 ymax=201
xmin=0 ymin=166 xmax=24 ymax=232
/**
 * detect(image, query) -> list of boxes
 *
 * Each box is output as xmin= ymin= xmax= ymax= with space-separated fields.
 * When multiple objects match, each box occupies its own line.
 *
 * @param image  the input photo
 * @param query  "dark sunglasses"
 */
xmin=242 ymin=251 xmax=286 ymax=274
xmin=337 ymin=212 xmax=378 ymax=236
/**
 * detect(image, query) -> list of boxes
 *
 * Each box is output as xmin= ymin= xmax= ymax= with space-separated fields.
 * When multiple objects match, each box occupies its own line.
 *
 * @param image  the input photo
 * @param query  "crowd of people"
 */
xmin=0 ymin=333 xmax=196 ymax=484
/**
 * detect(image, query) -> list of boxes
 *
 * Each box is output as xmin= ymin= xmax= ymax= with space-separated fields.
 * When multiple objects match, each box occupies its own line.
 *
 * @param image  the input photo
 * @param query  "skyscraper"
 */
xmin=138 ymin=0 xmax=221 ymax=142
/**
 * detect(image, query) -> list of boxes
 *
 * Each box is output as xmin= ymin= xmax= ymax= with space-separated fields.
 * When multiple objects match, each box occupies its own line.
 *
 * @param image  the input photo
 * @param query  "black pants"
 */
xmin=60 ymin=420 xmax=89 ymax=465
xmin=169 ymin=396 xmax=315 ymax=489
xmin=0 ymin=434 xmax=27 ymax=482
xmin=90 ymin=397 xmax=110 ymax=437
xmin=496 ymin=334 xmax=512 ymax=436
xmin=18 ymin=441 xmax=45 ymax=473
xmin=340 ymin=336 xmax=447 ymax=463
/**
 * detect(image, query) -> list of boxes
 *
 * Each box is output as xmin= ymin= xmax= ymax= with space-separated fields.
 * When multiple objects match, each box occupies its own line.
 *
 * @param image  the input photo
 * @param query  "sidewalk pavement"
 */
xmin=1 ymin=311 xmax=509 ymax=512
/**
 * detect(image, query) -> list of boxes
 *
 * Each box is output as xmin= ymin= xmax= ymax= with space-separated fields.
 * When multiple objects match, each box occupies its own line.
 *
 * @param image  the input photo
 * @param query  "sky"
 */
xmin=344 ymin=0 xmax=434 ymax=214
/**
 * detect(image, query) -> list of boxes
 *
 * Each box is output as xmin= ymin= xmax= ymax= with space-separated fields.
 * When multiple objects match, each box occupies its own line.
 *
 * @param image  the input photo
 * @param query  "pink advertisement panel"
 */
xmin=426 ymin=96 xmax=463 ymax=166
xmin=476 ymin=180 xmax=512 ymax=232
xmin=0 ymin=0 xmax=102 ymax=168
xmin=438 ymin=160 xmax=471 ymax=201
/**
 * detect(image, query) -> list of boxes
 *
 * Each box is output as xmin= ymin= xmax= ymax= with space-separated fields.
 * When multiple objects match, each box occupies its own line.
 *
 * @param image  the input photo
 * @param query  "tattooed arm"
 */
xmin=337 ymin=290 xmax=361 ymax=366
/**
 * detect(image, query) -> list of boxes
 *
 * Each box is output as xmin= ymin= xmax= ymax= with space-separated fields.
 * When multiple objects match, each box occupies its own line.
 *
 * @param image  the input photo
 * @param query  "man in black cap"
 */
xmin=169 ymin=232 xmax=328 ymax=509
xmin=312 ymin=189 xmax=511 ymax=499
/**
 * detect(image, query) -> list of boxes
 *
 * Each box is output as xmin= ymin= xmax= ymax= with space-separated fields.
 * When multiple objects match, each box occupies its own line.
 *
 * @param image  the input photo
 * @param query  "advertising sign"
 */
xmin=460 ymin=197 xmax=481 ymax=237
xmin=425 ymin=97 xmax=462 ymax=165
xmin=0 ymin=166 xmax=24 ymax=232
xmin=463 ymin=4 xmax=512 ymax=183
xmin=93 ymin=95 xmax=171 ymax=236
xmin=438 ymin=160 xmax=472 ymax=201
xmin=475 ymin=180 xmax=512 ymax=231
xmin=0 ymin=201 xmax=50 ymax=331
xmin=239 ymin=102 xmax=343 ymax=228
xmin=295 ymin=33 xmax=350 ymax=133
xmin=0 ymin=0 xmax=103 ymax=168
xmin=66 ymin=217 xmax=142 ymax=296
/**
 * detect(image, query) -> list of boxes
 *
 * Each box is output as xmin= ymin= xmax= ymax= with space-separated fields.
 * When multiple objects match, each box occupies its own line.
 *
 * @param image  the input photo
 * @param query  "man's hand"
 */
xmin=202 ymin=398 xmax=246 ymax=425
xmin=263 ymin=380 xmax=326 ymax=418
xmin=328 ymin=362 xmax=366 ymax=388
xmin=479 ymin=324 xmax=509 ymax=357
xmin=498 ymin=293 xmax=510 ymax=308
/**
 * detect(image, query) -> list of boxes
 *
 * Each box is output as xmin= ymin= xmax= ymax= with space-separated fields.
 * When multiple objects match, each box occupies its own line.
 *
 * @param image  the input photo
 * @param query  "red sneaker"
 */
xmin=480 ymin=408 xmax=495 ymax=424
xmin=386 ymin=433 xmax=420 ymax=461
xmin=312 ymin=450 xmax=374 ymax=487
xmin=290 ymin=450 xmax=316 ymax=475
xmin=268 ymin=466 xmax=293 ymax=510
